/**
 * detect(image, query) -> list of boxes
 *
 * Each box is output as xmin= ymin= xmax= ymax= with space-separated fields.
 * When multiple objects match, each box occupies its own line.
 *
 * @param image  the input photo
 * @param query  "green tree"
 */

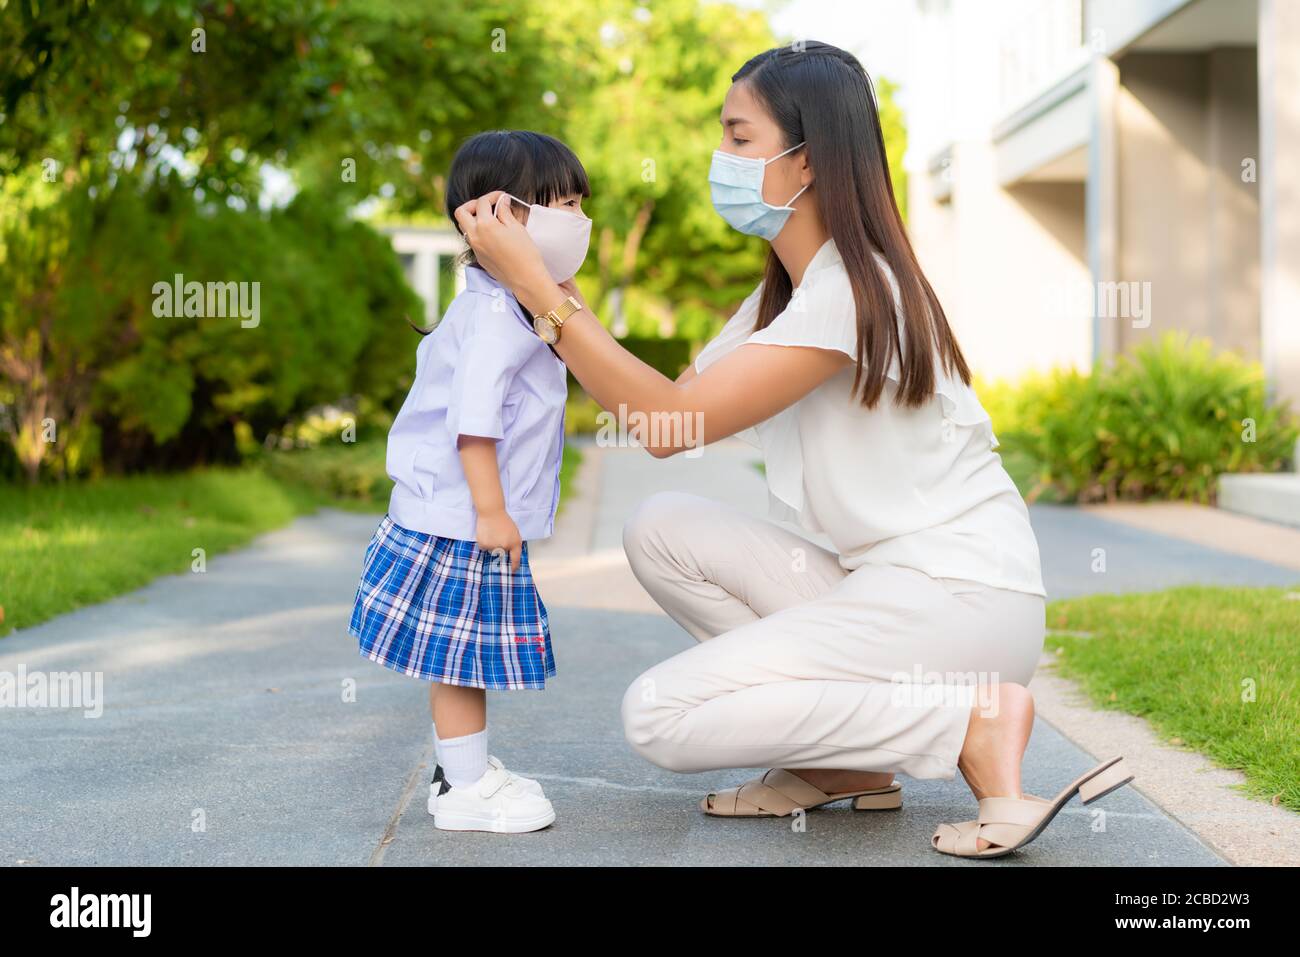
xmin=0 ymin=0 xmax=552 ymax=479
xmin=0 ymin=0 xmax=912 ymax=480
xmin=876 ymin=76 xmax=908 ymax=222
xmin=530 ymin=0 xmax=774 ymax=340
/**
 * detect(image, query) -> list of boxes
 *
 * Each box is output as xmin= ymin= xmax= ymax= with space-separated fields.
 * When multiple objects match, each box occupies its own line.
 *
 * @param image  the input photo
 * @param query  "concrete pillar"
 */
xmin=414 ymin=249 xmax=438 ymax=327
xmin=1087 ymin=54 xmax=1119 ymax=365
xmin=1258 ymin=0 xmax=1300 ymax=413
xmin=1206 ymin=47 xmax=1260 ymax=361
xmin=1114 ymin=52 xmax=1215 ymax=353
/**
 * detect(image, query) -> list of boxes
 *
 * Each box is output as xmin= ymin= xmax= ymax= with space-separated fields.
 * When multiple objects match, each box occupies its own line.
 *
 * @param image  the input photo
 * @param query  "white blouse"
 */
xmin=694 ymin=239 xmax=1046 ymax=598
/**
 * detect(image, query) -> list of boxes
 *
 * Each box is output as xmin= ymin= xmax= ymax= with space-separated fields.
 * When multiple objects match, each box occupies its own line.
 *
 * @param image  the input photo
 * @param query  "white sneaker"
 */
xmin=428 ymin=755 xmax=543 ymax=815
xmin=434 ymin=765 xmax=555 ymax=834
xmin=488 ymin=755 xmax=544 ymax=794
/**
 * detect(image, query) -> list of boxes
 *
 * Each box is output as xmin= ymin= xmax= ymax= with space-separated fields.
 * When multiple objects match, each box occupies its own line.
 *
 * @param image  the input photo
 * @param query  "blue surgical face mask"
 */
xmin=708 ymin=141 xmax=809 ymax=240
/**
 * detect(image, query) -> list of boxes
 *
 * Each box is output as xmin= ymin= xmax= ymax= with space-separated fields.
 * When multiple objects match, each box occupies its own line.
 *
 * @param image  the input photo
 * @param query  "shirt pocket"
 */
xmin=411 ymin=445 xmax=442 ymax=499
xmin=498 ymin=388 xmax=530 ymax=493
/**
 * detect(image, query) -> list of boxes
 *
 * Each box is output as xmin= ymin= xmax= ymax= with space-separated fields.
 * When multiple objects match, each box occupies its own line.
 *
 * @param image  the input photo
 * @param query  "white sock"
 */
xmin=432 ymin=722 xmax=441 ymax=763
xmin=439 ymin=730 xmax=489 ymax=789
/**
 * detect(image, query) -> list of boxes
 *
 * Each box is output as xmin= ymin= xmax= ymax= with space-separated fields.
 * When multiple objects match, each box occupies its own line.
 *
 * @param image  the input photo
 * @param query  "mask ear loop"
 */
xmin=763 ymin=140 xmax=807 ymax=166
xmin=493 ymin=192 xmax=528 ymax=219
xmin=770 ymin=142 xmax=810 ymax=209
xmin=780 ymin=181 xmax=812 ymax=209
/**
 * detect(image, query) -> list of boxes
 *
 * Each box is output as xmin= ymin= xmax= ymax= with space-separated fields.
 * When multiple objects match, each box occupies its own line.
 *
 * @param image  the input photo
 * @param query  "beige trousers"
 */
xmin=619 ymin=492 xmax=1046 ymax=780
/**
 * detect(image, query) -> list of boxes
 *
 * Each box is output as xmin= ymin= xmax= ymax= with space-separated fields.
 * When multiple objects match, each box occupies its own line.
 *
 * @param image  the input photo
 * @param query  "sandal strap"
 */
xmin=977 ymin=822 xmax=1030 ymax=848
xmin=706 ymin=769 xmax=830 ymax=816
xmin=977 ymin=796 xmax=1046 ymax=827
xmin=705 ymin=788 xmax=740 ymax=815
xmin=708 ymin=769 xmax=896 ymax=817
xmin=761 ymin=769 xmax=834 ymax=807
xmin=734 ymin=781 xmax=798 ymax=815
xmin=932 ymin=793 xmax=1074 ymax=858
xmin=954 ymin=821 xmax=984 ymax=856
xmin=935 ymin=818 xmax=1022 ymax=856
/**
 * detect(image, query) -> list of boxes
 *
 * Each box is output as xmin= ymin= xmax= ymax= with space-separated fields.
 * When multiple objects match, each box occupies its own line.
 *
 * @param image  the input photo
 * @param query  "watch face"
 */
xmin=533 ymin=315 xmax=558 ymax=344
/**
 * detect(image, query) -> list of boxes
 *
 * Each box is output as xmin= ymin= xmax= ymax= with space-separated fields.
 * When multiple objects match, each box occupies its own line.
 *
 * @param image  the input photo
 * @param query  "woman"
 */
xmin=453 ymin=41 xmax=1133 ymax=858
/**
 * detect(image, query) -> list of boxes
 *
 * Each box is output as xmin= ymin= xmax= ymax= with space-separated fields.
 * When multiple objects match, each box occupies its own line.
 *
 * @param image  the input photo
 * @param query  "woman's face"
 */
xmin=717 ymin=80 xmax=805 ymax=207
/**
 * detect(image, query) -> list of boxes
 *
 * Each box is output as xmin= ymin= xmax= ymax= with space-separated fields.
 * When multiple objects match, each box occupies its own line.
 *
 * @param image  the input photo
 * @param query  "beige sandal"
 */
xmin=931 ymin=755 xmax=1135 ymax=859
xmin=701 ymin=768 xmax=902 ymax=817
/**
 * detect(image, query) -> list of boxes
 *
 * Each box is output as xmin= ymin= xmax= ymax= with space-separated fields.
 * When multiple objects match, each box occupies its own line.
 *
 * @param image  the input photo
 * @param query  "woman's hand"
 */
xmin=475 ymin=507 xmax=523 ymax=573
xmin=452 ymin=192 xmax=552 ymax=293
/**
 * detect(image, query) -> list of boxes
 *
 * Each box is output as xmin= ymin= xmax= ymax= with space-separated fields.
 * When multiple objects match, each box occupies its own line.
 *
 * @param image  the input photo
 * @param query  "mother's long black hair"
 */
xmin=734 ymin=42 xmax=970 ymax=408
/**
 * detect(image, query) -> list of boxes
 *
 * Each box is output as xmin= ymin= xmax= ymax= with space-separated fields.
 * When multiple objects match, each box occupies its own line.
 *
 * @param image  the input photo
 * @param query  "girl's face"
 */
xmin=549 ymin=193 xmax=585 ymax=215
xmin=509 ymin=192 xmax=585 ymax=225
xmin=717 ymin=80 xmax=807 ymax=207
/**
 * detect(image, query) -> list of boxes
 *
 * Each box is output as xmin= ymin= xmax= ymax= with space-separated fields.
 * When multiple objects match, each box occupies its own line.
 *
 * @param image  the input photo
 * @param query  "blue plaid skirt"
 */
xmin=349 ymin=515 xmax=555 ymax=690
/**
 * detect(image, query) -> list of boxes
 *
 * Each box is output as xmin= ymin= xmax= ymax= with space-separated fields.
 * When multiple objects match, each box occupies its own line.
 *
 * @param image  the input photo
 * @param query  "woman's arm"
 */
xmin=539 ymin=297 xmax=847 ymax=455
xmin=458 ymin=436 xmax=522 ymax=570
xmin=455 ymin=194 xmax=850 ymax=456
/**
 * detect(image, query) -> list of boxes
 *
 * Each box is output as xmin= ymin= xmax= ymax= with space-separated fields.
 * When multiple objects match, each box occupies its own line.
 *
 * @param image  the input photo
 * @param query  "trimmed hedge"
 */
xmin=565 ymin=336 xmax=694 ymax=435
xmin=987 ymin=334 xmax=1297 ymax=504
xmin=617 ymin=336 xmax=694 ymax=380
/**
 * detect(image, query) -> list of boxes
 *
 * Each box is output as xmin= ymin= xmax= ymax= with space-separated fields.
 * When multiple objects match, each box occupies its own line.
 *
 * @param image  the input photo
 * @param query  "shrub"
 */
xmin=0 ymin=180 xmax=420 ymax=480
xmin=563 ymin=335 xmax=693 ymax=435
xmin=992 ymin=334 xmax=1297 ymax=504
xmin=262 ymin=439 xmax=392 ymax=508
xmin=617 ymin=336 xmax=693 ymax=380
xmin=565 ymin=393 xmax=606 ymax=436
xmin=988 ymin=367 xmax=1104 ymax=502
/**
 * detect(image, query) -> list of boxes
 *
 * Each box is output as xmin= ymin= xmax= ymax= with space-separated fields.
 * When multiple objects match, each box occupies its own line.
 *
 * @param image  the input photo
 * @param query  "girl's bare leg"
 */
xmin=432 ymin=683 xmax=487 ymax=739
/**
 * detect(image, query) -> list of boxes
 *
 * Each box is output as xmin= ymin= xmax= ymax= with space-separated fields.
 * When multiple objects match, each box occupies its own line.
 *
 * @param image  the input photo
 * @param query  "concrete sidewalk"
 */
xmin=4 ymin=439 xmax=1292 ymax=866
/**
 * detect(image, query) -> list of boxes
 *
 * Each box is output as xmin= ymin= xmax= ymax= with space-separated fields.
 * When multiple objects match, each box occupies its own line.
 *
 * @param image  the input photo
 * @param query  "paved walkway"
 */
xmin=4 ymin=439 xmax=1295 ymax=866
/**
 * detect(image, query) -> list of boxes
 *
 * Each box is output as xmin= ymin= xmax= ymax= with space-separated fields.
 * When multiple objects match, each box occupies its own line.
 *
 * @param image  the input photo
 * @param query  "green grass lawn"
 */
xmin=0 ymin=440 xmax=584 ymax=638
xmin=1047 ymin=586 xmax=1300 ymax=812
xmin=262 ymin=438 xmax=393 ymax=512
xmin=0 ymin=468 xmax=322 ymax=636
xmin=262 ymin=438 xmax=583 ymax=515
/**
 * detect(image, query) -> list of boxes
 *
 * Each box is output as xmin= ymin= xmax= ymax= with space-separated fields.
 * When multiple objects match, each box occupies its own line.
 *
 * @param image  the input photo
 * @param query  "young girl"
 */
xmin=349 ymin=130 xmax=592 ymax=834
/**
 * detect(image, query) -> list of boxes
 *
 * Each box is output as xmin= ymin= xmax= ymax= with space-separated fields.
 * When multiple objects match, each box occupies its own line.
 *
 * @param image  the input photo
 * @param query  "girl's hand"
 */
xmin=453 ymin=192 xmax=551 ymax=293
xmin=475 ymin=507 xmax=523 ymax=573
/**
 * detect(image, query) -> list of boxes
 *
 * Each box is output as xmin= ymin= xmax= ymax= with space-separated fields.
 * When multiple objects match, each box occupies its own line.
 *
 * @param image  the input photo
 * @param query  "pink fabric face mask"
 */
xmin=495 ymin=193 xmax=592 ymax=282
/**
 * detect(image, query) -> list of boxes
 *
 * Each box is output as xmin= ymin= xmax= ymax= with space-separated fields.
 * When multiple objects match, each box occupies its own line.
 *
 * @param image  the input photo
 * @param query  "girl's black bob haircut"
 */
xmin=408 ymin=131 xmax=589 ymax=333
xmin=445 ymin=130 xmax=591 ymax=225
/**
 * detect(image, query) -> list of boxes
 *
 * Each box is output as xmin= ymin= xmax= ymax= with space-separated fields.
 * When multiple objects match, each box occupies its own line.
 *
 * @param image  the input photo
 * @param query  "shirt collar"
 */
xmin=465 ymin=263 xmax=506 ymax=294
xmin=465 ymin=265 xmax=533 ymax=329
xmin=797 ymin=239 xmax=842 ymax=289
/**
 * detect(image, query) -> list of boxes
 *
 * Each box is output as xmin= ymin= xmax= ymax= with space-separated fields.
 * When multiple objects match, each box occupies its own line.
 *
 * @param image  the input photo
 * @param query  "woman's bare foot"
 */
xmin=788 ymin=768 xmax=895 ymax=794
xmin=955 ymin=682 xmax=1035 ymax=848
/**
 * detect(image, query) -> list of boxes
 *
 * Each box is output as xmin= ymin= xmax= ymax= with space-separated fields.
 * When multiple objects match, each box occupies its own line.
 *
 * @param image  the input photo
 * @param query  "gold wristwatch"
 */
xmin=532 ymin=295 xmax=581 ymax=345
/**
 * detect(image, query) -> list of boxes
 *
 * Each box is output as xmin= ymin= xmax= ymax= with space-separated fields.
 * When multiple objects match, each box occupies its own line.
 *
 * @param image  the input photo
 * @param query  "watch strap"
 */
xmin=549 ymin=295 xmax=581 ymax=328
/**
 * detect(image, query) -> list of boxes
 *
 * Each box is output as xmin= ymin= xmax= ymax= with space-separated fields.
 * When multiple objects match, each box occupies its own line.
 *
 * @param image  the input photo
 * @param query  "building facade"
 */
xmin=905 ymin=0 xmax=1300 ymax=409
xmin=381 ymin=225 xmax=466 ymax=330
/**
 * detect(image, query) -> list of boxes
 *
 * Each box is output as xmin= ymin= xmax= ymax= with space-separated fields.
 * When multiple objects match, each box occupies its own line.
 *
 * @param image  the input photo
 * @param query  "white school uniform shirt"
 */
xmin=693 ymin=238 xmax=1046 ymax=598
xmin=385 ymin=265 xmax=568 ymax=542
